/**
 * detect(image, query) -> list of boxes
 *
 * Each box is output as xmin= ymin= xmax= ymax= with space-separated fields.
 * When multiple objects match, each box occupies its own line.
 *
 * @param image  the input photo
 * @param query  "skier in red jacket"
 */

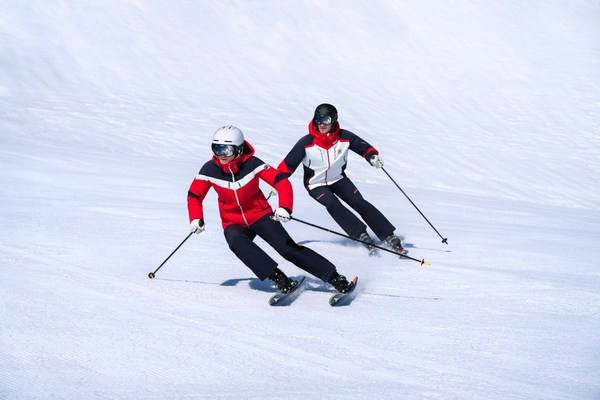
xmin=187 ymin=125 xmax=353 ymax=294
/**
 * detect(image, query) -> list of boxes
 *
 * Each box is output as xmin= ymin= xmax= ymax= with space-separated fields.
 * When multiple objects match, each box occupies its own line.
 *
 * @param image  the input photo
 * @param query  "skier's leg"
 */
xmin=331 ymin=177 xmax=396 ymax=241
xmin=223 ymin=224 xmax=279 ymax=280
xmin=252 ymin=216 xmax=337 ymax=282
xmin=308 ymin=185 xmax=366 ymax=239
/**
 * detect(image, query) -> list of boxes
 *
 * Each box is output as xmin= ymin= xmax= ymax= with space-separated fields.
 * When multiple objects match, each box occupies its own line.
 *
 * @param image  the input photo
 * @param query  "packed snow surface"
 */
xmin=1 ymin=1 xmax=599 ymax=399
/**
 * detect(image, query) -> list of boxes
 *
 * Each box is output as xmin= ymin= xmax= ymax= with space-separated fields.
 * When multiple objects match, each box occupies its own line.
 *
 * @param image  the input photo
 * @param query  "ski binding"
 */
xmin=269 ymin=276 xmax=306 ymax=306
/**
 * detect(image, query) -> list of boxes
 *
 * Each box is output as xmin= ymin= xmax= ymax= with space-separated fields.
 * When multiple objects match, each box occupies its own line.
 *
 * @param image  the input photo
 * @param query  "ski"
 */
xmin=329 ymin=276 xmax=359 ymax=306
xmin=404 ymin=244 xmax=451 ymax=253
xmin=357 ymin=233 xmax=379 ymax=256
xmin=269 ymin=276 xmax=306 ymax=306
xmin=361 ymin=243 xmax=378 ymax=256
xmin=394 ymin=247 xmax=409 ymax=257
xmin=385 ymin=241 xmax=408 ymax=257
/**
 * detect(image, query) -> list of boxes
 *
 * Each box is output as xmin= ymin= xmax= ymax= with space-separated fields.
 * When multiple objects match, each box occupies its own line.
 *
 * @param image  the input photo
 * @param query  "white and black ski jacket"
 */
xmin=277 ymin=121 xmax=378 ymax=190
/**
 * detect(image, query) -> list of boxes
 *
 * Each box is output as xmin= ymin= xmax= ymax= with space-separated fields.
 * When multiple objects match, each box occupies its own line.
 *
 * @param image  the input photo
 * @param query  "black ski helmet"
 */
xmin=313 ymin=103 xmax=338 ymax=125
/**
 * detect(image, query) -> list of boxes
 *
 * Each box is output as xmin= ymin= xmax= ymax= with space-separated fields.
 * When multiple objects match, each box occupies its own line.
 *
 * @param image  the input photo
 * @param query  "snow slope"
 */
xmin=1 ymin=1 xmax=599 ymax=399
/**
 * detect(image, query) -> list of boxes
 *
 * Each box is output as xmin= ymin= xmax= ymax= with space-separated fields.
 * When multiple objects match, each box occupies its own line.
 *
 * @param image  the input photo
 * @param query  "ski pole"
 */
xmin=148 ymin=232 xmax=194 ymax=279
xmin=381 ymin=167 xmax=448 ymax=245
xmin=290 ymin=216 xmax=430 ymax=267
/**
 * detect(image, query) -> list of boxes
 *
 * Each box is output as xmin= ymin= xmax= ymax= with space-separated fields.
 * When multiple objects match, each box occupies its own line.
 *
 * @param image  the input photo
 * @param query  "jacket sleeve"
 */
xmin=276 ymin=138 xmax=308 ymax=179
xmin=342 ymin=130 xmax=378 ymax=162
xmin=187 ymin=175 xmax=212 ymax=223
xmin=258 ymin=165 xmax=294 ymax=213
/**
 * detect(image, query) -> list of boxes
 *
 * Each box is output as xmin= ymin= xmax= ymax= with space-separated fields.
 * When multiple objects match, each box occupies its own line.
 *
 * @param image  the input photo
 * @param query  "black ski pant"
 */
xmin=223 ymin=215 xmax=337 ymax=282
xmin=308 ymin=177 xmax=395 ymax=241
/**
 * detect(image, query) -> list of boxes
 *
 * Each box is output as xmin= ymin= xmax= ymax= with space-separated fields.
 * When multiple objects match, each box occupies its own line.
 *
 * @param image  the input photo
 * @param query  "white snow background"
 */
xmin=1 ymin=1 xmax=600 ymax=399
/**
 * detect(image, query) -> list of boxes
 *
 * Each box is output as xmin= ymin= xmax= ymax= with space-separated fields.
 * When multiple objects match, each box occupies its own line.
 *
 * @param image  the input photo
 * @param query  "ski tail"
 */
xmin=269 ymin=276 xmax=306 ymax=306
xmin=329 ymin=276 xmax=359 ymax=306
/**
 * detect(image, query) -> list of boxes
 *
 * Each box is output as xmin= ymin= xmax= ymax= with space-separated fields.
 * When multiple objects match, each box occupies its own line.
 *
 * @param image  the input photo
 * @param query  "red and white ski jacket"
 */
xmin=277 ymin=121 xmax=378 ymax=190
xmin=187 ymin=141 xmax=293 ymax=229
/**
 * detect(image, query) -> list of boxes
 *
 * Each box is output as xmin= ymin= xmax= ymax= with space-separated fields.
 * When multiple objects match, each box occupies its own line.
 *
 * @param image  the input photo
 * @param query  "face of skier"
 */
xmin=317 ymin=122 xmax=332 ymax=134
xmin=216 ymin=154 xmax=236 ymax=164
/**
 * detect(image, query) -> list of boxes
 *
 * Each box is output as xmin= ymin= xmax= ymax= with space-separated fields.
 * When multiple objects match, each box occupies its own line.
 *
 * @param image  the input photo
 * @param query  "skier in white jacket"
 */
xmin=277 ymin=104 xmax=406 ymax=254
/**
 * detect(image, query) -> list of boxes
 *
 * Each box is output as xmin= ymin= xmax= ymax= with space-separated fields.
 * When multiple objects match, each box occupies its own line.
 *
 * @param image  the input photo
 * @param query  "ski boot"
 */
xmin=385 ymin=234 xmax=408 ymax=256
xmin=357 ymin=231 xmax=377 ymax=255
xmin=328 ymin=272 xmax=354 ymax=294
xmin=269 ymin=268 xmax=298 ymax=293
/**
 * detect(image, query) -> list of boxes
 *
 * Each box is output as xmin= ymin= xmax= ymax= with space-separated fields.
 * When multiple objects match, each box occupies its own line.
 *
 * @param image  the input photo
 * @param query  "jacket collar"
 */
xmin=308 ymin=120 xmax=341 ymax=149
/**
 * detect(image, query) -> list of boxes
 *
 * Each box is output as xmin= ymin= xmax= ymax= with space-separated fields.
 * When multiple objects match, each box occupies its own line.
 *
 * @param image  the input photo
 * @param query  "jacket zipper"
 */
xmin=229 ymin=166 xmax=250 ymax=227
xmin=325 ymin=147 xmax=331 ymax=185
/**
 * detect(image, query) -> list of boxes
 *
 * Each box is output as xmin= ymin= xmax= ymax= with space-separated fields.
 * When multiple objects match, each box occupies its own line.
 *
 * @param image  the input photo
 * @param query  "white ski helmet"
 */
xmin=211 ymin=125 xmax=245 ymax=157
xmin=212 ymin=125 xmax=244 ymax=146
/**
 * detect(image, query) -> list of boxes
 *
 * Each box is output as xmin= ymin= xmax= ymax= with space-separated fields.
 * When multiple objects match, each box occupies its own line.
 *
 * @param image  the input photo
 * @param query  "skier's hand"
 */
xmin=272 ymin=207 xmax=291 ymax=223
xmin=190 ymin=219 xmax=205 ymax=234
xmin=369 ymin=154 xmax=384 ymax=169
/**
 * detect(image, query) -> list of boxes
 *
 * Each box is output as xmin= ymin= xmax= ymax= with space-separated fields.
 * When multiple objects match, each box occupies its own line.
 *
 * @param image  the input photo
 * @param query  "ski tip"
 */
xmin=420 ymin=259 xmax=431 ymax=268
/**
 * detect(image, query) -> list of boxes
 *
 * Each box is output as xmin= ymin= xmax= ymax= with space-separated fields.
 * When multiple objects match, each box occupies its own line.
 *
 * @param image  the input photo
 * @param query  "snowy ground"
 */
xmin=2 ymin=1 xmax=600 ymax=399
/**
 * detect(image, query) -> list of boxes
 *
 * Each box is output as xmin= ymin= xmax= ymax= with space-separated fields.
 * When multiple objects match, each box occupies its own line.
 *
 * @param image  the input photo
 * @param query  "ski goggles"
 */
xmin=211 ymin=143 xmax=238 ymax=157
xmin=314 ymin=115 xmax=333 ymax=125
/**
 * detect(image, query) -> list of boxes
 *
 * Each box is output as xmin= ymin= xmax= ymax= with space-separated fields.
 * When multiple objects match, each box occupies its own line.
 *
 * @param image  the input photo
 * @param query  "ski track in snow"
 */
xmin=2 ymin=1 xmax=600 ymax=399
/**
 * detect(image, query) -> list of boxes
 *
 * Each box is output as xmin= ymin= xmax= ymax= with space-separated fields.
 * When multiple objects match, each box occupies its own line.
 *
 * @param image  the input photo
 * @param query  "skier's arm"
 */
xmin=342 ymin=130 xmax=379 ymax=162
xmin=187 ymin=176 xmax=211 ymax=224
xmin=258 ymin=166 xmax=294 ymax=213
xmin=276 ymin=138 xmax=308 ymax=179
